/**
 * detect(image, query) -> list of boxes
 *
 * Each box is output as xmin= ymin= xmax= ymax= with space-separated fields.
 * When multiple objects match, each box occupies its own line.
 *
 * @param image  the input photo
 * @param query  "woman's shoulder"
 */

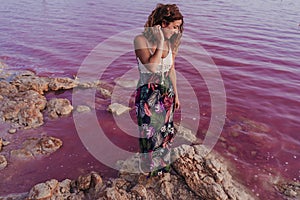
xmin=134 ymin=34 xmax=147 ymax=45
xmin=134 ymin=34 xmax=151 ymax=52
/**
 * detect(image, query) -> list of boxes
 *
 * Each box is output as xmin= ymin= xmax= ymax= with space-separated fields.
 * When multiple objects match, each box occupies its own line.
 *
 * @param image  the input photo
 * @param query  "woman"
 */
xmin=134 ymin=3 xmax=184 ymax=176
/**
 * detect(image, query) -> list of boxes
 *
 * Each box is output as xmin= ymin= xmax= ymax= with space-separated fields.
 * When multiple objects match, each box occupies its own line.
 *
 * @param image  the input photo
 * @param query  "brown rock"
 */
xmin=28 ymin=179 xmax=59 ymax=200
xmin=8 ymin=128 xmax=17 ymax=134
xmin=0 ymin=138 xmax=2 ymax=151
xmin=48 ymin=77 xmax=78 ymax=91
xmin=10 ymin=136 xmax=62 ymax=160
xmin=39 ymin=136 xmax=63 ymax=154
xmin=0 ymin=87 xmax=46 ymax=128
xmin=107 ymin=103 xmax=131 ymax=116
xmin=99 ymin=87 xmax=112 ymax=99
xmin=76 ymin=105 xmax=91 ymax=113
xmin=131 ymin=184 xmax=148 ymax=199
xmin=0 ymin=155 xmax=7 ymax=170
xmin=10 ymin=148 xmax=34 ymax=160
xmin=172 ymin=145 xmax=255 ymax=200
xmin=275 ymin=181 xmax=300 ymax=199
xmin=0 ymin=80 xmax=18 ymax=97
xmin=104 ymin=187 xmax=129 ymax=200
xmin=77 ymin=173 xmax=92 ymax=191
xmin=11 ymin=73 xmax=50 ymax=94
xmin=47 ymin=98 xmax=73 ymax=118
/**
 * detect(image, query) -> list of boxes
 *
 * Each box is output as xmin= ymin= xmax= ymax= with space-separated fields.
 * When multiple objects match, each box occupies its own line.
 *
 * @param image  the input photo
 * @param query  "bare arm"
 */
xmin=134 ymin=26 xmax=164 ymax=73
xmin=169 ymin=53 xmax=180 ymax=109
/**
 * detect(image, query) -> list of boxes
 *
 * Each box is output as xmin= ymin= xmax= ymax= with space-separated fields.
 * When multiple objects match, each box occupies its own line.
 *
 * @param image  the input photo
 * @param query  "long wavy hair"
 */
xmin=143 ymin=4 xmax=184 ymax=54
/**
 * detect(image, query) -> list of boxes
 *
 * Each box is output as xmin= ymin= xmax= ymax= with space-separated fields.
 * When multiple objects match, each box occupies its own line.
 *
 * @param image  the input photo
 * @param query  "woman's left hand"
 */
xmin=175 ymin=96 xmax=180 ymax=110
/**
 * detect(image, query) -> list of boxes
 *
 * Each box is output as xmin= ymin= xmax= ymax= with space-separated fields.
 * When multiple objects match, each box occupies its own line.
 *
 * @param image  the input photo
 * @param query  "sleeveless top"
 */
xmin=136 ymin=41 xmax=173 ymax=87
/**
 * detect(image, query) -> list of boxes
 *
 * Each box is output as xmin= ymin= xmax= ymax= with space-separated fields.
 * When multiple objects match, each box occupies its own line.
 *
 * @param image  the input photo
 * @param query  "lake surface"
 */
xmin=0 ymin=0 xmax=299 ymax=199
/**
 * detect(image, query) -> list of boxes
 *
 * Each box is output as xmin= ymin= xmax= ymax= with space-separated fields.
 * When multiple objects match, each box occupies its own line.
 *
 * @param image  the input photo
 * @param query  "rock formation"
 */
xmin=10 ymin=136 xmax=63 ymax=160
xmin=0 ymin=70 xmax=112 ymax=129
xmin=0 ymin=144 xmax=257 ymax=199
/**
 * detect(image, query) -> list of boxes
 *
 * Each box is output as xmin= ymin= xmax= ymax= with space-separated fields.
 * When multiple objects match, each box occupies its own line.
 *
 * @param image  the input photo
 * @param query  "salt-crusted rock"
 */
xmin=107 ymin=103 xmax=131 ymax=115
xmin=0 ymin=69 xmax=116 ymax=129
xmin=47 ymin=98 xmax=73 ymax=118
xmin=114 ymin=78 xmax=138 ymax=89
xmin=131 ymin=184 xmax=148 ymax=199
xmin=0 ymin=155 xmax=7 ymax=170
xmin=0 ymin=138 xmax=2 ymax=151
xmin=99 ymin=87 xmax=112 ymax=98
xmin=28 ymin=179 xmax=59 ymax=200
xmin=10 ymin=136 xmax=62 ymax=160
xmin=174 ymin=124 xmax=197 ymax=143
xmin=11 ymin=73 xmax=50 ymax=94
xmin=76 ymin=105 xmax=91 ymax=113
xmin=8 ymin=128 xmax=17 ymax=134
xmin=0 ymin=80 xmax=18 ymax=97
xmin=172 ymin=145 xmax=254 ymax=200
xmin=275 ymin=180 xmax=300 ymax=199
xmin=48 ymin=77 xmax=78 ymax=91
xmin=0 ymin=87 xmax=47 ymax=128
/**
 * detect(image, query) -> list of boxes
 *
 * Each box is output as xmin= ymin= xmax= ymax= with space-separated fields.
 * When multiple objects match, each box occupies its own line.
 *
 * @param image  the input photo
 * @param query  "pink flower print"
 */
xmin=146 ymin=126 xmax=155 ymax=139
xmin=144 ymin=102 xmax=152 ymax=116
xmin=163 ymin=96 xmax=173 ymax=110
xmin=155 ymin=102 xmax=164 ymax=113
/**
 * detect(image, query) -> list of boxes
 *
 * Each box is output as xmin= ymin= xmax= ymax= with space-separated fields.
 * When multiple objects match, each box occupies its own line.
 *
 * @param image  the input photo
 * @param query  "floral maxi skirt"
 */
xmin=135 ymin=81 xmax=176 ymax=176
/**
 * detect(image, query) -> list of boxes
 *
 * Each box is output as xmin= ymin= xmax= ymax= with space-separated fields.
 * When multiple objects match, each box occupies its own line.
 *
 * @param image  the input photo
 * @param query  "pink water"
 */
xmin=0 ymin=0 xmax=300 ymax=199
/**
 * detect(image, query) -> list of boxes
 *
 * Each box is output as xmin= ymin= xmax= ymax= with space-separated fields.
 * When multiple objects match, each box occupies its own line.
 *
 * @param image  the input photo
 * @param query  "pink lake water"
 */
xmin=0 ymin=0 xmax=299 ymax=199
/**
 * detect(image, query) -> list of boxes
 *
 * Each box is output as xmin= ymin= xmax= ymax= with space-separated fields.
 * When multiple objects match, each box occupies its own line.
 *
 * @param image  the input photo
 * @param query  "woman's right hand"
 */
xmin=153 ymin=25 xmax=164 ymax=43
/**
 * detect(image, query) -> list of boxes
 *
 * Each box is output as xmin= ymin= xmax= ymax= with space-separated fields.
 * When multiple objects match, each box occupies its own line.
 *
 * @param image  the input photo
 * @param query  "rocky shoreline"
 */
xmin=0 ymin=66 xmax=298 ymax=199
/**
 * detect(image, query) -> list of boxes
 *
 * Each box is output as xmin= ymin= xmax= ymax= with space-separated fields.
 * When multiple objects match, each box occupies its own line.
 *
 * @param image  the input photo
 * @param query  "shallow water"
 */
xmin=0 ymin=0 xmax=299 ymax=199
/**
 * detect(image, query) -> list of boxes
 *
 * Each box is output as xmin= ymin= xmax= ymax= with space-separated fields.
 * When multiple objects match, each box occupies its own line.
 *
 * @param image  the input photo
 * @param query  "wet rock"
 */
xmin=48 ymin=77 xmax=78 ymax=91
xmin=28 ymin=179 xmax=59 ymax=200
xmin=10 ymin=148 xmax=34 ymax=160
xmin=2 ymin=140 xmax=10 ymax=146
xmin=10 ymin=136 xmax=62 ymax=160
xmin=0 ymin=138 xmax=2 ymax=151
xmin=114 ymin=78 xmax=138 ymax=89
xmin=77 ymin=79 xmax=101 ymax=88
xmin=39 ymin=136 xmax=63 ymax=154
xmin=0 ymin=80 xmax=18 ymax=97
xmin=131 ymin=184 xmax=148 ymax=199
xmin=47 ymin=98 xmax=73 ymax=118
xmin=275 ymin=181 xmax=300 ymax=199
xmin=8 ymin=128 xmax=17 ymax=134
xmin=76 ymin=105 xmax=91 ymax=113
xmin=0 ymin=155 xmax=7 ymax=170
xmin=11 ymin=73 xmax=50 ymax=94
xmin=239 ymin=117 xmax=271 ymax=132
xmin=0 ymin=154 xmax=255 ymax=200
xmin=174 ymin=124 xmax=197 ymax=143
xmin=0 ymin=69 xmax=116 ymax=129
xmin=0 ymin=193 xmax=28 ymax=200
xmin=0 ymin=88 xmax=47 ymax=129
xmin=172 ymin=144 xmax=255 ymax=200
xmin=76 ymin=173 xmax=92 ymax=191
xmin=228 ymin=124 xmax=242 ymax=137
xmin=107 ymin=103 xmax=131 ymax=115
xmin=99 ymin=87 xmax=112 ymax=98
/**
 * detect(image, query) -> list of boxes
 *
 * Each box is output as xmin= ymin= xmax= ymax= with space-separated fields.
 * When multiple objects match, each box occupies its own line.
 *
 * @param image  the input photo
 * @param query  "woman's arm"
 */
xmin=134 ymin=26 xmax=164 ymax=73
xmin=169 ymin=62 xmax=180 ymax=110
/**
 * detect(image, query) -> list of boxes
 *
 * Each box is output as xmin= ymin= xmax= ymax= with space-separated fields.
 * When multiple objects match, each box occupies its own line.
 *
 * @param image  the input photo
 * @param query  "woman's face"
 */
xmin=162 ymin=19 xmax=182 ymax=40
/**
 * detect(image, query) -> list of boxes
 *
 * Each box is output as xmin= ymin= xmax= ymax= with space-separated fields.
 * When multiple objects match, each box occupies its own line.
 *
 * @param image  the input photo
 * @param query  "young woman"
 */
xmin=134 ymin=4 xmax=184 ymax=176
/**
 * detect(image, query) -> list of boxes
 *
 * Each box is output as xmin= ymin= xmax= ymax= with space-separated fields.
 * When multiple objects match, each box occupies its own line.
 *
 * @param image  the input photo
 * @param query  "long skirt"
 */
xmin=135 ymin=76 xmax=176 ymax=176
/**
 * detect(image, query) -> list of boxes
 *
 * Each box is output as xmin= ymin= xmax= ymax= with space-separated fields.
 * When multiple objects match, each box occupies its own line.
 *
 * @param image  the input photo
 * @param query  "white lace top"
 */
xmin=137 ymin=52 xmax=173 ymax=74
xmin=136 ymin=41 xmax=173 ymax=87
xmin=137 ymin=42 xmax=173 ymax=74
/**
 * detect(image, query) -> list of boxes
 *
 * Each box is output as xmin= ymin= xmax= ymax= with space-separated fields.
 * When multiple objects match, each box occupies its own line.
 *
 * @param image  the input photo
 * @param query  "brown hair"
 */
xmin=143 ymin=4 xmax=184 ymax=55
